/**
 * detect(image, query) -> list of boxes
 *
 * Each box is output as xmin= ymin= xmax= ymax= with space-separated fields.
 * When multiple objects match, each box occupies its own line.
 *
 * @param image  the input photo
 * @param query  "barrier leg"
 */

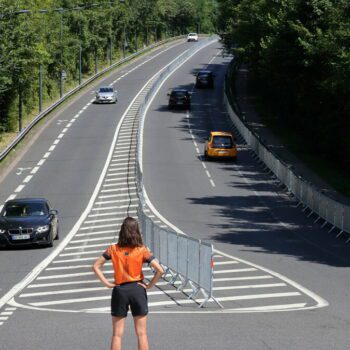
xmin=328 ymin=226 xmax=335 ymax=233
xmin=188 ymin=281 xmax=199 ymax=300
xmin=321 ymin=220 xmax=328 ymax=228
xmin=307 ymin=211 xmax=314 ymax=218
xmin=346 ymin=236 xmax=350 ymax=244
xmin=177 ymin=276 xmax=188 ymax=291
xmin=314 ymin=216 xmax=321 ymax=224
xmin=336 ymin=230 xmax=343 ymax=238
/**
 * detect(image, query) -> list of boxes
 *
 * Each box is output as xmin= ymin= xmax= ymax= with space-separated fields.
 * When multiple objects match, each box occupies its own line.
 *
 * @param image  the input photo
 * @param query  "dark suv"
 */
xmin=168 ymin=89 xmax=192 ymax=110
xmin=195 ymin=70 xmax=214 ymax=88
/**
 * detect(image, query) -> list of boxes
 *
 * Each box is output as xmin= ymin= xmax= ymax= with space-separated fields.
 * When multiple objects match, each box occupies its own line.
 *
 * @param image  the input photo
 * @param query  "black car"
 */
xmin=195 ymin=70 xmax=214 ymax=88
xmin=168 ymin=89 xmax=192 ymax=110
xmin=0 ymin=198 xmax=59 ymax=248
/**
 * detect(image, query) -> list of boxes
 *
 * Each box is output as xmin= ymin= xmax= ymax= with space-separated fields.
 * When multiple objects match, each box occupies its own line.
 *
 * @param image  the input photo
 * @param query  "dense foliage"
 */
xmin=218 ymin=0 xmax=350 ymax=172
xmin=0 ymin=0 xmax=217 ymax=135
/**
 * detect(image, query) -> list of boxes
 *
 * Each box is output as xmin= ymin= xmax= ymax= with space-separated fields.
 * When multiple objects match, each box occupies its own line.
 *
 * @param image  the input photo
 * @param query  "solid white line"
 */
xmin=102 ymin=182 xmax=131 ymax=187
xmin=31 ymin=166 xmax=40 ymax=174
xmin=84 ymin=217 xmax=124 ymax=224
xmin=91 ymin=204 xmax=138 ymax=211
xmin=15 ymin=185 xmax=25 ymax=193
xmin=214 ymin=276 xmax=273 ymax=282
xmin=105 ymin=176 xmax=135 ymax=182
xmin=88 ymin=211 xmax=136 ymax=218
xmin=101 ymin=187 xmax=136 ymax=193
xmin=23 ymin=175 xmax=32 ymax=183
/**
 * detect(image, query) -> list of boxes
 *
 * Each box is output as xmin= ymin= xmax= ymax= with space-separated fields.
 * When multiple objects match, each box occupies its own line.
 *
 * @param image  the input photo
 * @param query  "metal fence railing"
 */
xmin=135 ymin=35 xmax=224 ymax=308
xmin=0 ymin=36 xmax=184 ymax=162
xmin=224 ymin=64 xmax=350 ymax=242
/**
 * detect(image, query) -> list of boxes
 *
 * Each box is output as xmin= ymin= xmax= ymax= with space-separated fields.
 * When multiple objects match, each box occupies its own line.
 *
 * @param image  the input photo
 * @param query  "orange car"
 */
xmin=204 ymin=131 xmax=237 ymax=160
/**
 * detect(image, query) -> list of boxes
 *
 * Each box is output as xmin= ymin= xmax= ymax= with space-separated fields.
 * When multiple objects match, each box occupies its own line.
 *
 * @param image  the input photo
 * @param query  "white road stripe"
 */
xmin=23 ymin=175 xmax=32 ymax=183
xmin=20 ymin=286 xmax=108 ymax=298
xmin=214 ymin=267 xmax=257 ymax=275
xmin=84 ymin=217 xmax=124 ymax=224
xmin=214 ymin=261 xmax=239 ymax=266
xmin=37 ymin=159 xmax=46 ymax=166
xmin=53 ymin=139 xmax=60 ymax=145
xmin=88 ymin=211 xmax=136 ymax=218
xmin=52 ymin=257 xmax=103 ymax=264
xmin=100 ymin=187 xmax=136 ymax=193
xmin=70 ymin=236 xmax=116 ymax=244
xmin=31 ymin=166 xmax=40 ymax=174
xmin=0 ymin=317 xmax=8 ymax=321
xmin=49 ymin=145 xmax=56 ymax=152
xmin=79 ymin=223 xmax=121 ymax=231
xmin=64 ymin=242 xmax=114 ymax=250
xmin=59 ymin=250 xmax=104 ymax=257
xmin=75 ymin=229 xmax=116 ymax=237
xmin=15 ymin=185 xmax=25 ymax=193
xmin=0 ymin=312 xmax=13 ymax=316
xmin=28 ymin=280 xmax=101 ymax=289
xmin=46 ymin=265 xmax=92 ymax=271
xmin=214 ymin=276 xmax=273 ymax=282
xmin=91 ymin=204 xmax=138 ymax=211
xmin=43 ymin=152 xmax=51 ymax=158
xmin=6 ymin=194 xmax=16 ymax=201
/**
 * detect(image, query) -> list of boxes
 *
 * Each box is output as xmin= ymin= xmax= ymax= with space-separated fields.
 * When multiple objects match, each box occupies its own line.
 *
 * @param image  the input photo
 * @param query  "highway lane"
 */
xmin=142 ymin=41 xmax=350 ymax=348
xmin=0 ymin=38 xmax=193 ymax=310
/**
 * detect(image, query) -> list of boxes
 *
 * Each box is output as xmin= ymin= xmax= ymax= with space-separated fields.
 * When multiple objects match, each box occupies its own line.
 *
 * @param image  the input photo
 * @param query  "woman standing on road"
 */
xmin=92 ymin=217 xmax=164 ymax=350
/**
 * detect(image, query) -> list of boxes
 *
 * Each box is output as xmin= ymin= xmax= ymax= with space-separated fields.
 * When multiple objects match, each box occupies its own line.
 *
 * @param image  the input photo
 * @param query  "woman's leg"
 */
xmin=133 ymin=315 xmax=149 ymax=350
xmin=111 ymin=316 xmax=126 ymax=350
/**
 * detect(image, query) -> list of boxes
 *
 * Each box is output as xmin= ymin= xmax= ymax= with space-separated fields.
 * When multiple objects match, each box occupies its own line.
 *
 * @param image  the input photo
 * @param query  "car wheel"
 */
xmin=47 ymin=231 xmax=53 ymax=247
xmin=55 ymin=224 xmax=60 ymax=240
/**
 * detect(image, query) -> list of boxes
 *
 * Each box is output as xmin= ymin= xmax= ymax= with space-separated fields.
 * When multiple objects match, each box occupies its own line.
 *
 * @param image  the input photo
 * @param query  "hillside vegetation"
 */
xmin=218 ymin=0 xmax=350 ymax=174
xmin=0 ymin=0 xmax=217 ymax=137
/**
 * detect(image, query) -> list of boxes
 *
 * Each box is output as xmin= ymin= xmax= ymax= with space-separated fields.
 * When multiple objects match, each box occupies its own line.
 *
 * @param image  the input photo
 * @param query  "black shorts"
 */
xmin=111 ymin=282 xmax=148 ymax=318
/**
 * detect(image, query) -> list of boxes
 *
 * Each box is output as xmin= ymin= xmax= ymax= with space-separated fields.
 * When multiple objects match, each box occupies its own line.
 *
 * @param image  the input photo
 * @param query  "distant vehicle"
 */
xmin=95 ymin=86 xmax=117 ymax=104
xmin=167 ymin=89 xmax=192 ymax=110
xmin=187 ymin=33 xmax=198 ymax=42
xmin=0 ymin=198 xmax=59 ymax=248
xmin=204 ymin=131 xmax=237 ymax=161
xmin=195 ymin=70 xmax=214 ymax=88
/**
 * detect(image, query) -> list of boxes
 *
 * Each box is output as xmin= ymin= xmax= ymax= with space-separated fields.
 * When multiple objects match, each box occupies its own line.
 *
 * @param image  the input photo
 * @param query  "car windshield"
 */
xmin=2 ymin=202 xmax=48 ymax=217
xmin=198 ymin=72 xmax=209 ymax=77
xmin=212 ymin=136 xmax=233 ymax=148
xmin=99 ymin=87 xmax=113 ymax=93
xmin=189 ymin=33 xmax=197 ymax=36
xmin=171 ymin=91 xmax=187 ymax=97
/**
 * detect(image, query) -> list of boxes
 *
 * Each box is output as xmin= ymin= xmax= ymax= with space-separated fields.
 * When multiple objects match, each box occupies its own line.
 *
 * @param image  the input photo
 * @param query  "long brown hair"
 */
xmin=118 ymin=217 xmax=143 ymax=248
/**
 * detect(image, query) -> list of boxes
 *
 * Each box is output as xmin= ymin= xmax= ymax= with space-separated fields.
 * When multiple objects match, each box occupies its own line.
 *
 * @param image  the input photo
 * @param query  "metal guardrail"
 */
xmin=0 ymin=36 xmax=184 ymax=162
xmin=224 ymin=63 xmax=350 ymax=242
xmin=135 ymin=36 xmax=224 ymax=308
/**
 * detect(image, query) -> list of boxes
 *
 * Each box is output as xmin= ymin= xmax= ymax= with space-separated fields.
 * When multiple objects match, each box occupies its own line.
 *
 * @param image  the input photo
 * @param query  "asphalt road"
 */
xmin=142 ymin=41 xmax=350 ymax=348
xmin=0 ymin=38 xmax=349 ymax=350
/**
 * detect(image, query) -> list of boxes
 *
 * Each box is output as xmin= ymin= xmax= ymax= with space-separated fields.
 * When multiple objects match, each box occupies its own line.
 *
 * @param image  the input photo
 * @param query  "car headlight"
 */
xmin=0 ymin=229 xmax=5 ymax=234
xmin=37 ymin=225 xmax=50 ymax=233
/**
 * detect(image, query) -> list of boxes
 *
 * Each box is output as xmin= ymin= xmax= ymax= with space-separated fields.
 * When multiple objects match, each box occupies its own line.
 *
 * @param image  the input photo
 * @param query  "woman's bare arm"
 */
xmin=92 ymin=256 xmax=115 ymax=288
xmin=140 ymin=259 xmax=164 ymax=289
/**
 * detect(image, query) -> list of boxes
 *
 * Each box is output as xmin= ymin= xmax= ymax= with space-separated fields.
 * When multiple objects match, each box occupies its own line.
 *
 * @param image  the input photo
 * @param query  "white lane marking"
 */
xmin=214 ymin=276 xmax=273 ymax=282
xmin=23 ymin=175 xmax=33 ymax=183
xmin=214 ymin=268 xmax=257 ymax=274
xmin=105 ymin=176 xmax=136 ymax=182
xmin=210 ymin=179 xmax=216 ymax=187
xmin=28 ymin=280 xmax=101 ymax=289
xmin=5 ymin=308 xmax=16 ymax=311
xmin=6 ymin=194 xmax=16 ymax=201
xmin=64 ymin=242 xmax=113 ymax=250
xmin=49 ymin=145 xmax=56 ymax=152
xmin=20 ymin=287 xmax=108 ymax=298
xmin=59 ymin=250 xmax=105 ymax=257
xmin=57 ymin=133 xmax=64 ymax=139
xmin=52 ymin=257 xmax=105 ymax=264
xmin=75 ymin=229 xmax=116 ymax=237
xmin=66 ymin=123 xmax=72 ymax=127
xmin=53 ymin=139 xmax=60 ymax=145
xmin=100 ymin=186 xmax=137 ymax=193
xmin=0 ymin=312 xmax=13 ymax=316
xmin=62 ymin=128 xmax=68 ymax=133
xmin=43 ymin=152 xmax=51 ymax=158
xmin=46 ymin=265 xmax=92 ymax=271
xmin=84 ymin=217 xmax=124 ymax=224
xmin=88 ymin=211 xmax=136 ymax=218
xmin=36 ymin=271 xmax=102 ymax=280
xmin=70 ymin=236 xmax=116 ymax=244
xmin=37 ymin=159 xmax=45 ymax=166
xmin=215 ymin=261 xmax=239 ymax=265
xmin=79 ymin=223 xmax=121 ymax=231
xmin=0 ymin=317 xmax=8 ymax=321
xmin=207 ymin=49 xmax=222 ymax=65
xmin=0 ymin=322 xmax=3 ymax=325
xmin=31 ymin=166 xmax=40 ymax=174
xmin=14 ymin=185 xmax=25 ymax=193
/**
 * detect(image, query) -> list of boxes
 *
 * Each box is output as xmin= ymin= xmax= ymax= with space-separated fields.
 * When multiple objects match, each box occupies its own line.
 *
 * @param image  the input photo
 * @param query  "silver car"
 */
xmin=95 ymin=86 xmax=118 ymax=104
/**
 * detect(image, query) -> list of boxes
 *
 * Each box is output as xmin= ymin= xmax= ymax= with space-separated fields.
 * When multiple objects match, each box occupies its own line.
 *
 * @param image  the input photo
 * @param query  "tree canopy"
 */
xmin=218 ymin=0 xmax=350 ymax=173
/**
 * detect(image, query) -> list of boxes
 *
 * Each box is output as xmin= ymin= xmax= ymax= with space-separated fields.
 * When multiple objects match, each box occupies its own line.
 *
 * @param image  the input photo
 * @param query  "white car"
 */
xmin=95 ymin=86 xmax=118 ymax=104
xmin=187 ymin=33 xmax=198 ymax=42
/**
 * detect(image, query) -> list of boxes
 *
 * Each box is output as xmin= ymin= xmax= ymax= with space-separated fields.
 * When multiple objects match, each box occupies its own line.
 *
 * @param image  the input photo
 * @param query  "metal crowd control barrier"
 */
xmin=224 ymin=63 xmax=350 ymax=241
xmin=136 ymin=36 xmax=224 ymax=308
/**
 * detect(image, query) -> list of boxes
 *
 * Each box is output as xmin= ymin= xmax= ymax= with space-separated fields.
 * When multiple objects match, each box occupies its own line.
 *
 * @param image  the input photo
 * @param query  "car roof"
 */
xmin=171 ymin=89 xmax=188 ymax=93
xmin=210 ymin=131 xmax=233 ymax=137
xmin=98 ymin=86 xmax=113 ymax=89
xmin=197 ymin=70 xmax=212 ymax=74
xmin=188 ymin=33 xmax=197 ymax=35
xmin=5 ymin=198 xmax=49 ymax=204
